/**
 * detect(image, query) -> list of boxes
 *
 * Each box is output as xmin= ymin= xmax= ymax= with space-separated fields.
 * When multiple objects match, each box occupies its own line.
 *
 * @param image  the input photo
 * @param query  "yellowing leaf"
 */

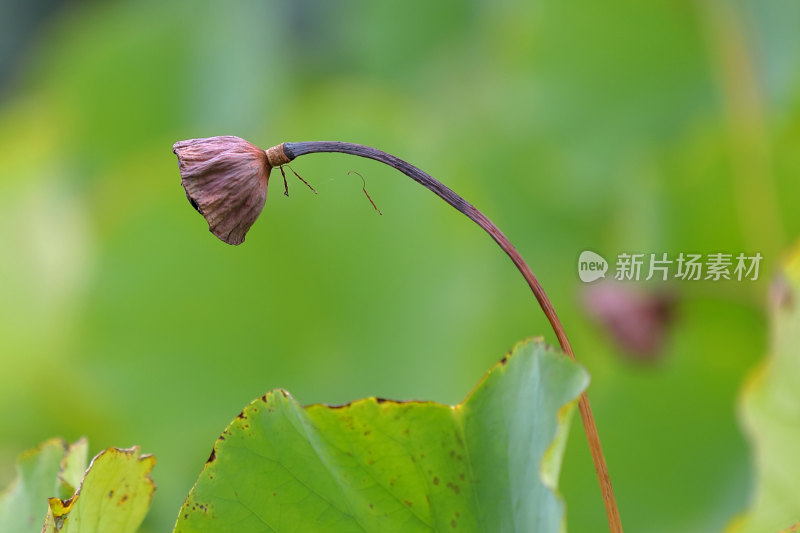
xmin=41 ymin=447 xmax=155 ymax=533
xmin=728 ymin=245 xmax=800 ymax=532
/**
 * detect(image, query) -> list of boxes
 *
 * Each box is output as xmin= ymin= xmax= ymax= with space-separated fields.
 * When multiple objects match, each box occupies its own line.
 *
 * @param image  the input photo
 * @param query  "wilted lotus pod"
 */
xmin=172 ymin=136 xmax=289 ymax=245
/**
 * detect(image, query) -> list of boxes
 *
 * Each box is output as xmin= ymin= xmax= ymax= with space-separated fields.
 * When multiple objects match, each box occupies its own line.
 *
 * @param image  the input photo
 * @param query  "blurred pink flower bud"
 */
xmin=581 ymin=281 xmax=675 ymax=362
xmin=172 ymin=136 xmax=287 ymax=245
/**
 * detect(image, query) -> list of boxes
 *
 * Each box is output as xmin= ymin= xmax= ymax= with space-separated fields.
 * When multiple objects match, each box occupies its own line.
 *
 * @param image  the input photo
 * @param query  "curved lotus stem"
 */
xmin=172 ymin=137 xmax=623 ymax=532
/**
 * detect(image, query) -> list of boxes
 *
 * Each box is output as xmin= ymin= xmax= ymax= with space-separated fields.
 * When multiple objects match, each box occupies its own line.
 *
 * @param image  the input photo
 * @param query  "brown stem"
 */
xmin=279 ymin=141 xmax=623 ymax=532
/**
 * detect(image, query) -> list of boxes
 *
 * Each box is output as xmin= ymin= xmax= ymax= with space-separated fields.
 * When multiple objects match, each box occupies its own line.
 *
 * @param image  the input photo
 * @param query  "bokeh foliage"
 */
xmin=0 ymin=0 xmax=799 ymax=531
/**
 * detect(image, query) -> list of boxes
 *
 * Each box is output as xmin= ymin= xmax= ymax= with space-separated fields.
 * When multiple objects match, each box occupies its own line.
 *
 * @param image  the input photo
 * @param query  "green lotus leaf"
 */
xmin=41 ymin=446 xmax=155 ymax=533
xmin=56 ymin=438 xmax=89 ymax=501
xmin=0 ymin=439 xmax=72 ymax=533
xmin=175 ymin=338 xmax=588 ymax=532
xmin=728 ymin=245 xmax=800 ymax=532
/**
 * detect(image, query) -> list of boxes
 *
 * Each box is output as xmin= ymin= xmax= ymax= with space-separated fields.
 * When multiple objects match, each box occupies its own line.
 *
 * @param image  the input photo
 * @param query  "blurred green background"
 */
xmin=1 ymin=0 xmax=799 ymax=531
